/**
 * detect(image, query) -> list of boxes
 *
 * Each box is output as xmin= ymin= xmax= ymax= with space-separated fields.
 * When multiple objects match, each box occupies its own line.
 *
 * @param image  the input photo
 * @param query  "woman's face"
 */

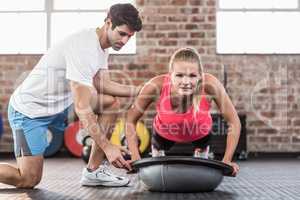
xmin=170 ymin=61 xmax=201 ymax=96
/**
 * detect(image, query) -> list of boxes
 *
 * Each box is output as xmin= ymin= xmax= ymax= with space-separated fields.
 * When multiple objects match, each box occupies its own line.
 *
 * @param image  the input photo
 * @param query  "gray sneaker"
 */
xmin=80 ymin=164 xmax=130 ymax=187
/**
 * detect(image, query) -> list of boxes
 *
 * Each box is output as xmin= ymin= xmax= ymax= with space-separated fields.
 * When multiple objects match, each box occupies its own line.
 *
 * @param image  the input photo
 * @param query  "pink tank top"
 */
xmin=153 ymin=74 xmax=212 ymax=143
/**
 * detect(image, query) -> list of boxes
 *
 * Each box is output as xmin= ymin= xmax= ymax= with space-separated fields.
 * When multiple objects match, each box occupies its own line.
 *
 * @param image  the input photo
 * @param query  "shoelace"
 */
xmin=99 ymin=162 xmax=124 ymax=180
xmin=98 ymin=161 xmax=114 ymax=176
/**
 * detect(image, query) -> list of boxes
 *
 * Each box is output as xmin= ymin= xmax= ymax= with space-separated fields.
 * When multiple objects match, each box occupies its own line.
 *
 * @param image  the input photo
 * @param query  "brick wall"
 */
xmin=0 ymin=0 xmax=300 ymax=152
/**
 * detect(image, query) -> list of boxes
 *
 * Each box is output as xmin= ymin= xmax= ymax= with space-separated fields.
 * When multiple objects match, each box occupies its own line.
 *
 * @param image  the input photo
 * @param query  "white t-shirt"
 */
xmin=10 ymin=28 xmax=109 ymax=118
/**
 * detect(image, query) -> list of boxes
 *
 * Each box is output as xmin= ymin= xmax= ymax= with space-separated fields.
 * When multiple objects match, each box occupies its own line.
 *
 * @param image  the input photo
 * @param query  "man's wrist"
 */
xmin=98 ymin=139 xmax=110 ymax=151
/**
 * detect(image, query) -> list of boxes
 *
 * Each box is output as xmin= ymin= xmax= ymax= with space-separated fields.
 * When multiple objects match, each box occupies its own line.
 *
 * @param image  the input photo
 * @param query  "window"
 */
xmin=0 ymin=0 xmax=135 ymax=54
xmin=217 ymin=0 xmax=300 ymax=54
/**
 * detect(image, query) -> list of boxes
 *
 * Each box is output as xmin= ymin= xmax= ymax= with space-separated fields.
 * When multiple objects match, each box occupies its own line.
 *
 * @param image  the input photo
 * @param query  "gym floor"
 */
xmin=0 ymin=156 xmax=299 ymax=200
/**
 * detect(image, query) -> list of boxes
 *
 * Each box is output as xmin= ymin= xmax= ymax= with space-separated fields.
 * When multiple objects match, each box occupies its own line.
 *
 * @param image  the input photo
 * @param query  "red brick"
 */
xmin=287 ymin=95 xmax=294 ymax=101
xmin=206 ymin=47 xmax=216 ymax=54
xmin=136 ymin=71 xmax=156 ymax=78
xmin=147 ymin=16 xmax=167 ymax=23
xmin=280 ymin=128 xmax=295 ymax=134
xmin=186 ymin=40 xmax=199 ymax=45
xmin=202 ymin=23 xmax=215 ymax=30
xmin=4 ymin=89 xmax=13 ymax=93
xmin=157 ymin=57 xmax=170 ymax=63
xmin=171 ymin=0 xmax=188 ymax=5
xmin=207 ymin=15 xmax=215 ymax=22
xmin=136 ymin=0 xmax=144 ymax=6
xmin=206 ymin=0 xmax=215 ymax=6
xmin=270 ymin=136 xmax=290 ymax=143
xmin=157 ymin=24 xmax=178 ymax=30
xmin=168 ymin=16 xmax=188 ymax=22
xmin=190 ymin=32 xmax=205 ymax=38
xmin=288 ymin=111 xmax=300 ymax=118
xmin=197 ymin=48 xmax=205 ymax=54
xmin=201 ymin=39 xmax=215 ymax=46
xmin=249 ymin=120 xmax=266 ymax=127
xmin=180 ymin=8 xmax=199 ymax=14
xmin=202 ymin=7 xmax=216 ymax=14
xmin=185 ymin=24 xmax=198 ymax=30
xmin=293 ymin=119 xmax=300 ymax=126
xmin=149 ymin=48 xmax=167 ymax=54
xmin=126 ymin=63 xmax=148 ymax=70
xmin=249 ymin=136 xmax=269 ymax=143
xmin=246 ymin=129 xmax=256 ymax=135
xmin=146 ymin=0 xmax=170 ymax=6
xmin=168 ymin=32 xmax=188 ymax=38
xmin=142 ymin=24 xmax=156 ymax=31
xmin=258 ymin=128 xmax=278 ymax=134
xmin=206 ymin=31 xmax=215 ymax=38
xmin=157 ymin=8 xmax=179 ymax=14
xmin=159 ymin=40 xmax=177 ymax=46
xmin=189 ymin=0 xmax=204 ymax=6
xmin=137 ymin=56 xmax=158 ymax=63
xmin=261 ymin=112 xmax=276 ymax=118
xmin=272 ymin=120 xmax=291 ymax=127
xmin=137 ymin=40 xmax=157 ymax=46
xmin=191 ymin=16 xmax=205 ymax=22
xmin=292 ymin=136 xmax=300 ymax=143
xmin=146 ymin=33 xmax=166 ymax=38
xmin=109 ymin=64 xmax=124 ymax=70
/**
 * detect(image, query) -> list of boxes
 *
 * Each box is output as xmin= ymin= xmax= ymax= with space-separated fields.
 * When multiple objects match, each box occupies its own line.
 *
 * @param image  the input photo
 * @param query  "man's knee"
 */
xmin=16 ymin=173 xmax=42 ymax=189
xmin=93 ymin=95 xmax=121 ymax=114
xmin=107 ymin=97 xmax=120 ymax=110
xmin=100 ymin=96 xmax=121 ymax=113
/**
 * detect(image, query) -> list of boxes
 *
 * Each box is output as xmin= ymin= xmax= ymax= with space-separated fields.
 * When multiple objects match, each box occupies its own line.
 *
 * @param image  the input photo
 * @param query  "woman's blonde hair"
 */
xmin=168 ymin=47 xmax=204 ymax=113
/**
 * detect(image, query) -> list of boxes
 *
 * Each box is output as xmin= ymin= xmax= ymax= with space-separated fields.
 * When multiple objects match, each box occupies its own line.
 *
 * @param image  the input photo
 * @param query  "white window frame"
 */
xmin=0 ymin=0 xmax=136 ymax=55
xmin=217 ymin=0 xmax=300 ymax=54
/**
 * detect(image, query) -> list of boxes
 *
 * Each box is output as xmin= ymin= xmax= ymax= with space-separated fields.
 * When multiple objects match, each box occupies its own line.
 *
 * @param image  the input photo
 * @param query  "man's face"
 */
xmin=107 ymin=23 xmax=135 ymax=51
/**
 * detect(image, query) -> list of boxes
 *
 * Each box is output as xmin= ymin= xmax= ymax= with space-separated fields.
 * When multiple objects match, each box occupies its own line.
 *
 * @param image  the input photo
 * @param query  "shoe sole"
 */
xmin=81 ymin=178 xmax=130 ymax=187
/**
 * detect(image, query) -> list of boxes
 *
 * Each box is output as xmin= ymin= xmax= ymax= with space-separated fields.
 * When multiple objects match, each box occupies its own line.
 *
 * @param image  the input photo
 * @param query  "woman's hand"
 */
xmin=222 ymin=159 xmax=240 ymax=176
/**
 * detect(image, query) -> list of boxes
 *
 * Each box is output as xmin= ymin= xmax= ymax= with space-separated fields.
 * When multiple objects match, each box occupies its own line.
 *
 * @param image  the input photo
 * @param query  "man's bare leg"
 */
xmin=87 ymin=94 xmax=120 ymax=170
xmin=0 ymin=156 xmax=43 ymax=188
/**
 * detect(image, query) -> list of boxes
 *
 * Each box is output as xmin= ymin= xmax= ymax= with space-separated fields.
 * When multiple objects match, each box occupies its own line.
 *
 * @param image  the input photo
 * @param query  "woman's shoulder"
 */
xmin=203 ymin=73 xmax=218 ymax=83
xmin=203 ymin=73 xmax=223 ymax=96
xmin=142 ymin=74 xmax=168 ymax=95
xmin=147 ymin=74 xmax=168 ymax=87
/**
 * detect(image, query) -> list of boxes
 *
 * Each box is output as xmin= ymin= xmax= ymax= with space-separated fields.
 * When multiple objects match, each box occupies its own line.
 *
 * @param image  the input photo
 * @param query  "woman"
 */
xmin=125 ymin=47 xmax=240 ymax=175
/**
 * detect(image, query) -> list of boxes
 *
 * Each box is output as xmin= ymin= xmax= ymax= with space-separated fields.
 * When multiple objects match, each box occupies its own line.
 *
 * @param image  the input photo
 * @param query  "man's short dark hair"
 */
xmin=106 ymin=3 xmax=142 ymax=32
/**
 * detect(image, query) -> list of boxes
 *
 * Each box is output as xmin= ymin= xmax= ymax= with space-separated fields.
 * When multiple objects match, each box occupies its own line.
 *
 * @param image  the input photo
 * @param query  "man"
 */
xmin=1 ymin=3 xmax=142 ymax=188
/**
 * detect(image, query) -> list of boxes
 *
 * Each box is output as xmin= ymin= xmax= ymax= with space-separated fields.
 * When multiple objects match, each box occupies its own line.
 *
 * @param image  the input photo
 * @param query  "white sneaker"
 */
xmin=193 ymin=146 xmax=210 ymax=159
xmin=151 ymin=145 xmax=166 ymax=157
xmin=152 ymin=150 xmax=166 ymax=157
xmin=80 ymin=164 xmax=130 ymax=187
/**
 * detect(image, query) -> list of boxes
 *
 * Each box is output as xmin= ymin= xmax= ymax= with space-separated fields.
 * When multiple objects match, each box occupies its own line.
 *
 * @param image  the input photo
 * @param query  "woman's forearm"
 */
xmin=223 ymin=122 xmax=241 ymax=162
xmin=125 ymin=122 xmax=141 ymax=160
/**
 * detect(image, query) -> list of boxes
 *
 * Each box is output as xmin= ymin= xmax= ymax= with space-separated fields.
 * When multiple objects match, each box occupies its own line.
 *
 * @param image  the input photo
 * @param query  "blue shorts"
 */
xmin=7 ymin=104 xmax=71 ymax=157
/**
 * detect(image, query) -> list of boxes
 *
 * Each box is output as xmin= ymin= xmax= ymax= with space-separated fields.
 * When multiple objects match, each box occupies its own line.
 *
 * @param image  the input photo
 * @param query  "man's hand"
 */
xmin=102 ymin=143 xmax=132 ymax=171
xmin=125 ymin=155 xmax=141 ymax=174
xmin=127 ymin=155 xmax=141 ymax=165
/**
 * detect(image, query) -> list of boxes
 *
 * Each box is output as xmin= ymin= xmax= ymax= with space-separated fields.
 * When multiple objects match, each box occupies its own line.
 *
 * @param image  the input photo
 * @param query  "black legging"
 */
xmin=151 ymin=128 xmax=211 ymax=151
